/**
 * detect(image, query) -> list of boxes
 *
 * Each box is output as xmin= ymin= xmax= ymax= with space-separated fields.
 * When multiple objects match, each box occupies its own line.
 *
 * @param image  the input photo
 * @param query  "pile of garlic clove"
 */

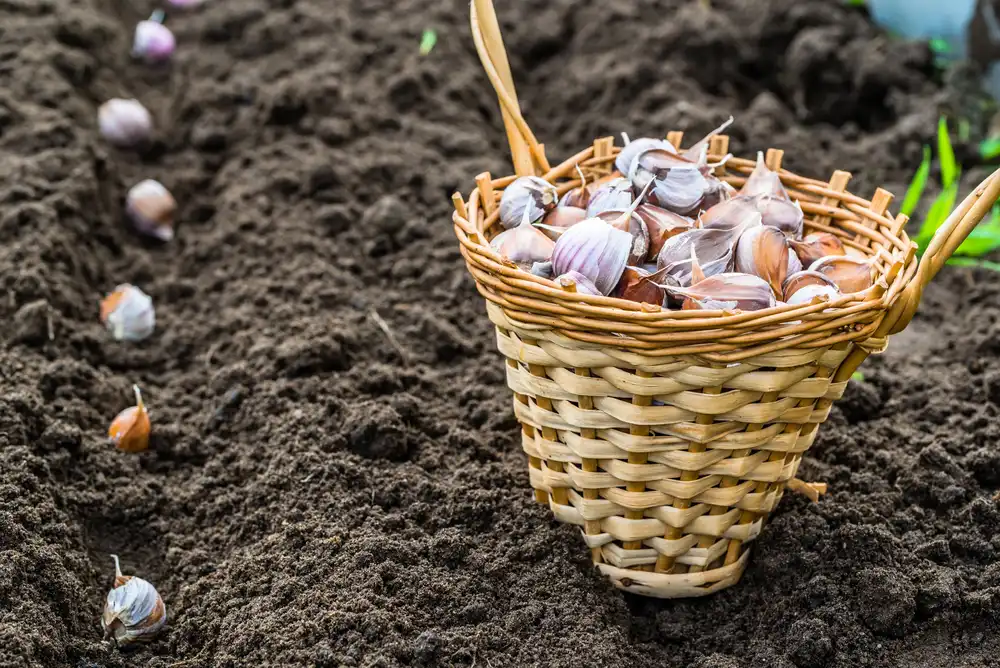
xmin=491 ymin=120 xmax=875 ymax=312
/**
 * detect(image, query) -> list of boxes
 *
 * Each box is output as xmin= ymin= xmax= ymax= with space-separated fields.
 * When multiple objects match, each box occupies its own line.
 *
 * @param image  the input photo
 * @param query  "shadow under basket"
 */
xmin=452 ymin=0 xmax=1000 ymax=599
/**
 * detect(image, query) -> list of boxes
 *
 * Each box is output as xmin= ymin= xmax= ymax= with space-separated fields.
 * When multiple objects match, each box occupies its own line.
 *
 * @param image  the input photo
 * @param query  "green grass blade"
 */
xmin=915 ymin=182 xmax=959 ymax=253
xmin=938 ymin=117 xmax=958 ymax=188
xmin=419 ymin=29 xmax=437 ymax=56
xmin=981 ymin=137 xmax=1000 ymax=160
xmin=945 ymin=257 xmax=1000 ymax=272
xmin=900 ymin=145 xmax=931 ymax=217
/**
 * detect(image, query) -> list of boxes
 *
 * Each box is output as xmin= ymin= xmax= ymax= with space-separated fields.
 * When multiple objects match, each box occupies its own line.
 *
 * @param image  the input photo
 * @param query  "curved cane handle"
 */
xmin=883 ymin=166 xmax=1000 ymax=335
xmin=470 ymin=0 xmax=550 ymax=176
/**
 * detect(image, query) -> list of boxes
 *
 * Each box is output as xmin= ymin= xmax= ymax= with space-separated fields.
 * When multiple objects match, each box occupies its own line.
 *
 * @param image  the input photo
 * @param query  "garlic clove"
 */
xmin=628 ymin=149 xmax=709 ymax=214
xmin=789 ymin=232 xmax=846 ymax=267
xmin=787 ymin=248 xmax=803 ymax=275
xmin=585 ymin=177 xmax=634 ymax=217
xmin=559 ymin=165 xmax=595 ymax=209
xmin=614 ymin=266 xmax=667 ymax=306
xmin=108 ymin=385 xmax=151 ymax=453
xmin=785 ymin=283 xmax=841 ymax=306
xmin=734 ymin=225 xmax=790 ymax=298
xmin=740 ymin=151 xmax=791 ymax=201
xmin=498 ymin=176 xmax=558 ymax=229
xmin=490 ymin=203 xmax=555 ymax=270
xmin=634 ymin=204 xmax=694 ymax=261
xmin=556 ymin=271 xmax=602 ymax=296
xmin=103 ymin=555 xmax=166 ymax=646
xmin=551 ymin=218 xmax=632 ymax=295
xmin=132 ymin=11 xmax=175 ymax=63
xmin=808 ymin=255 xmax=874 ymax=293
xmin=596 ymin=209 xmax=650 ymax=266
xmin=698 ymin=196 xmax=763 ymax=232
xmin=126 ymin=179 xmax=176 ymax=242
xmin=656 ymin=220 xmax=753 ymax=286
xmin=756 ymin=195 xmax=804 ymax=239
xmin=681 ymin=116 xmax=735 ymax=168
xmin=536 ymin=206 xmax=587 ymax=241
xmin=100 ymin=284 xmax=155 ymax=342
xmin=688 ymin=177 xmax=735 ymax=214
xmin=663 ymin=272 xmax=776 ymax=311
xmin=98 ymin=99 xmax=153 ymax=148
xmin=615 ymin=134 xmax=677 ymax=176
xmin=782 ymin=270 xmax=838 ymax=302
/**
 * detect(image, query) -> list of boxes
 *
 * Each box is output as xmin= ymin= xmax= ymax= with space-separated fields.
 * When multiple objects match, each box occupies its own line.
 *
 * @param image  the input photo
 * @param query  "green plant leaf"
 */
xmin=938 ymin=117 xmax=958 ymax=188
xmin=915 ymin=182 xmax=959 ymax=254
xmin=929 ymin=38 xmax=951 ymax=55
xmin=419 ymin=29 xmax=437 ymax=56
xmin=851 ymin=371 xmax=865 ymax=382
xmin=954 ymin=204 xmax=1000 ymax=257
xmin=900 ymin=145 xmax=931 ymax=217
xmin=981 ymin=137 xmax=1000 ymax=160
xmin=945 ymin=257 xmax=1000 ymax=272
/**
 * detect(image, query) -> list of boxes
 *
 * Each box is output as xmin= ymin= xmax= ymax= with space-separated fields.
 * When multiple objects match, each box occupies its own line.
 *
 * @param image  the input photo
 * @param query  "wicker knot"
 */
xmin=856 ymin=336 xmax=888 ymax=354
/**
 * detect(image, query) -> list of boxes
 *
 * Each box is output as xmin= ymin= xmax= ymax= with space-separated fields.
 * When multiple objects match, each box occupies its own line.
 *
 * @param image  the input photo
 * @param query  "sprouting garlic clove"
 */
xmin=126 ymin=180 xmax=176 ymax=242
xmin=559 ymin=165 xmax=595 ymax=209
xmin=698 ymin=196 xmax=763 ymax=232
xmin=740 ymin=151 xmax=791 ymax=201
xmin=615 ymin=134 xmax=677 ymax=176
xmin=789 ymin=232 xmax=846 ymax=267
xmin=662 ymin=272 xmax=776 ymax=311
xmin=108 ymin=385 xmax=151 ymax=453
xmin=551 ymin=218 xmax=632 ymax=295
xmin=556 ymin=271 xmax=602 ymax=296
xmin=808 ymin=255 xmax=874 ymax=293
xmin=498 ymin=176 xmax=558 ymax=229
xmin=755 ymin=195 xmax=804 ymax=239
xmin=785 ymin=283 xmax=841 ymax=306
xmin=102 ymin=555 xmax=166 ymax=647
xmin=782 ymin=270 xmax=838 ymax=302
xmin=634 ymin=204 xmax=694 ymax=261
xmin=596 ymin=209 xmax=650 ymax=266
xmin=100 ymin=284 xmax=155 ymax=342
xmin=490 ymin=204 xmax=555 ymax=270
xmin=536 ymin=206 xmax=587 ymax=241
xmin=585 ymin=177 xmax=634 ymax=217
xmin=613 ymin=266 xmax=667 ymax=306
xmin=98 ymin=99 xmax=154 ymax=148
xmin=628 ymin=149 xmax=709 ymax=214
xmin=133 ymin=11 xmax=175 ymax=63
xmin=734 ymin=225 xmax=790 ymax=298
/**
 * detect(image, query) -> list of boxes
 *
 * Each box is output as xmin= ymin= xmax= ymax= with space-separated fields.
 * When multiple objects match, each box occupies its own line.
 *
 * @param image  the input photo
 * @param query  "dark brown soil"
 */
xmin=2 ymin=0 xmax=1000 ymax=666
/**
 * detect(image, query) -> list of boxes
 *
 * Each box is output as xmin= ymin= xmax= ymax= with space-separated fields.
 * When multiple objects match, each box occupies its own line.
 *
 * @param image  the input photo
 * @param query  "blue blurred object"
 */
xmin=868 ymin=0 xmax=977 ymax=57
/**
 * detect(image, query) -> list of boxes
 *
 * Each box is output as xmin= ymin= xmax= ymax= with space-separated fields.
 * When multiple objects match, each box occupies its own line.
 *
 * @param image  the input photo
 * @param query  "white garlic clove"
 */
xmin=782 ymin=270 xmax=838 ymax=302
xmin=740 ymin=151 xmax=791 ymax=201
xmin=132 ymin=11 xmax=176 ymax=63
xmin=615 ymin=135 xmax=677 ymax=176
xmin=585 ymin=177 xmax=634 ymax=217
xmin=786 ymin=283 xmax=841 ymax=306
xmin=551 ymin=218 xmax=632 ymax=295
xmin=628 ymin=149 xmax=709 ymax=214
xmin=596 ymin=209 xmax=650 ymax=266
xmin=126 ymin=179 xmax=176 ymax=241
xmin=102 ymin=555 xmax=166 ymax=647
xmin=556 ymin=271 xmax=602 ymax=296
xmin=734 ymin=225 xmax=790 ymax=298
xmin=498 ymin=176 xmax=558 ymax=229
xmin=100 ymin=285 xmax=155 ymax=342
xmin=656 ymin=226 xmax=747 ymax=286
xmin=787 ymin=248 xmax=803 ymax=275
xmin=490 ymin=204 xmax=555 ymax=271
xmin=98 ymin=99 xmax=153 ymax=148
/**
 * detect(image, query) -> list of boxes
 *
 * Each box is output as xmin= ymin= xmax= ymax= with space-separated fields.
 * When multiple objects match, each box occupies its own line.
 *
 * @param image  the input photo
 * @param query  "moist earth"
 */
xmin=1 ymin=0 xmax=1000 ymax=666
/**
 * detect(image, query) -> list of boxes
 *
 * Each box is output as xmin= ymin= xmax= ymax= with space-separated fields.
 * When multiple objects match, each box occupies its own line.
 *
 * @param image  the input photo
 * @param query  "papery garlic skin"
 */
xmin=628 ymin=149 xmax=709 ymax=214
xmin=808 ymin=256 xmax=874 ymax=294
xmin=740 ymin=151 xmax=791 ymax=201
xmin=100 ymin=284 xmax=155 ymax=342
xmin=556 ymin=271 xmax=602 ymax=296
xmin=664 ymin=272 xmax=776 ymax=311
xmin=551 ymin=219 xmax=632 ymax=295
xmin=616 ymin=135 xmax=677 ymax=176
xmin=787 ymin=248 xmax=803 ymax=275
xmin=102 ymin=555 xmax=166 ymax=647
xmin=586 ymin=178 xmax=635 ymax=217
xmin=98 ymin=99 xmax=153 ymax=148
xmin=499 ymin=176 xmax=558 ymax=229
xmin=133 ymin=17 xmax=176 ymax=63
xmin=126 ymin=179 xmax=177 ymax=241
xmin=786 ymin=284 xmax=840 ymax=306
xmin=536 ymin=206 xmax=586 ymax=240
xmin=734 ymin=225 xmax=789 ymax=298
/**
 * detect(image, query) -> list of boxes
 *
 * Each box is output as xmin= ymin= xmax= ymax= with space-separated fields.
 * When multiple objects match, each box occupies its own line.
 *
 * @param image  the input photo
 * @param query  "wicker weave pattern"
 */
xmin=456 ymin=0 xmax=1000 ymax=599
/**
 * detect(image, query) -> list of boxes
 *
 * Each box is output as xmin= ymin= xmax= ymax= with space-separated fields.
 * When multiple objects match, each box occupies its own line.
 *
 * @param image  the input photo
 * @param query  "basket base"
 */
xmin=597 ymin=550 xmax=750 ymax=599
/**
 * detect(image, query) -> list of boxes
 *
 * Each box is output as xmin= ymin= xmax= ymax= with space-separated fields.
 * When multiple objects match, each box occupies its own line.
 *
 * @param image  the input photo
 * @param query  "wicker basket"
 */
xmin=452 ymin=0 xmax=1000 ymax=599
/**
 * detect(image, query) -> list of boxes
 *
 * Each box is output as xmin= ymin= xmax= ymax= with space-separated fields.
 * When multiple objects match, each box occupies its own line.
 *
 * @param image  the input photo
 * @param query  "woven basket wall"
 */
xmin=454 ymin=0 xmax=1000 ymax=599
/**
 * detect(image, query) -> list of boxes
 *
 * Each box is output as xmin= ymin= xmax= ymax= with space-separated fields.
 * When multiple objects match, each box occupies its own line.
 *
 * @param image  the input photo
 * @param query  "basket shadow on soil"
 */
xmin=2 ymin=0 xmax=1000 ymax=666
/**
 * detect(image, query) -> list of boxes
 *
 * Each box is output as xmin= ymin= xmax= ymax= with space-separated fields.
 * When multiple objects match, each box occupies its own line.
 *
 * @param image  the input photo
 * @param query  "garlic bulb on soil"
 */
xmin=536 ymin=206 xmax=587 ymax=240
xmin=614 ymin=266 xmax=667 ymax=305
xmin=808 ymin=256 xmax=874 ymax=293
xmin=551 ymin=218 xmax=632 ymax=295
xmin=559 ymin=166 xmax=595 ymax=209
xmin=789 ymin=232 xmax=846 ymax=266
xmin=100 ymin=284 xmax=155 ymax=342
xmin=596 ymin=209 xmax=650 ymax=266
xmin=635 ymin=204 xmax=694 ymax=261
xmin=663 ymin=272 xmax=776 ymax=311
xmin=98 ymin=99 xmax=153 ymax=148
xmin=740 ymin=151 xmax=791 ymax=201
xmin=586 ymin=177 xmax=634 ymax=217
xmin=102 ymin=555 xmax=166 ymax=646
xmin=499 ymin=176 xmax=558 ymax=229
xmin=132 ymin=11 xmax=175 ymax=63
xmin=126 ymin=179 xmax=176 ymax=241
xmin=108 ymin=385 xmax=151 ymax=453
xmin=628 ymin=149 xmax=709 ymax=214
xmin=616 ymin=134 xmax=677 ymax=176
xmin=735 ymin=225 xmax=790 ymax=297
xmin=490 ymin=204 xmax=555 ymax=270
xmin=556 ymin=271 xmax=602 ymax=296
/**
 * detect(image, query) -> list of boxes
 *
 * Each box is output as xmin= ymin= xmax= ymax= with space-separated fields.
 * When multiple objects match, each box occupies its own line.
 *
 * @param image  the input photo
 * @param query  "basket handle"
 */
xmin=882 ymin=166 xmax=1000 ymax=335
xmin=470 ymin=0 xmax=550 ymax=177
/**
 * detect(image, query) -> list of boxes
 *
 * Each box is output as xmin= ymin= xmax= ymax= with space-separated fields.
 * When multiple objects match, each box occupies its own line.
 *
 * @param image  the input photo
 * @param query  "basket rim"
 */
xmin=453 ymin=134 xmax=919 ymax=359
